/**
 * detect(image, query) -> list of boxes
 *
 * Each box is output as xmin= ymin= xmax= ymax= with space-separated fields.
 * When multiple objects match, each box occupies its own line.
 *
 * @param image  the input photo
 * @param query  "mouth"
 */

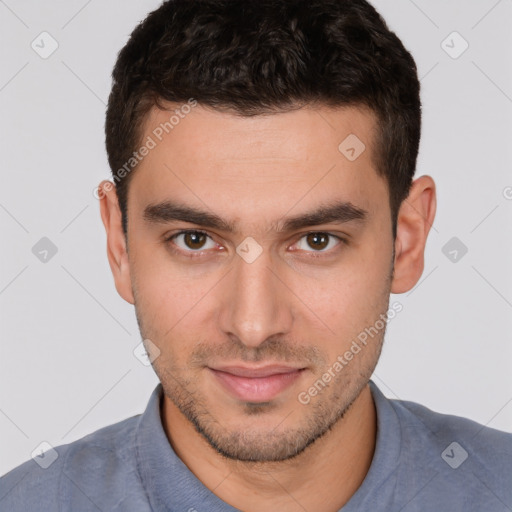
xmin=208 ymin=365 xmax=307 ymax=403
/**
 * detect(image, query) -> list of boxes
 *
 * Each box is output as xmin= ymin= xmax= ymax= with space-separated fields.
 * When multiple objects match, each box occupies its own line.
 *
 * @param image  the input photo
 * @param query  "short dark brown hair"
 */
xmin=105 ymin=0 xmax=421 ymax=237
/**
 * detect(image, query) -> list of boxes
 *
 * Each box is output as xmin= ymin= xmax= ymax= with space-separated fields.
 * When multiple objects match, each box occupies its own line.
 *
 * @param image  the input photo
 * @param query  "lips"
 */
xmin=209 ymin=365 xmax=305 ymax=402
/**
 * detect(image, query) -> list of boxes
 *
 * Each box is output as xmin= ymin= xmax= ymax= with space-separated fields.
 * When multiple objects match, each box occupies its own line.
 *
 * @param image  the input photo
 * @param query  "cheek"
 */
xmin=297 ymin=272 xmax=387 ymax=340
xmin=135 ymin=273 xmax=204 ymax=330
xmin=131 ymin=247 xmax=221 ymax=344
xmin=288 ymin=237 xmax=392 ymax=349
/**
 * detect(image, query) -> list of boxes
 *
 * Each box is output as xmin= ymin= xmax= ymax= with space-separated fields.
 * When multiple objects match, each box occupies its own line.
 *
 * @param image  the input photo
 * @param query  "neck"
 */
xmin=161 ymin=383 xmax=376 ymax=512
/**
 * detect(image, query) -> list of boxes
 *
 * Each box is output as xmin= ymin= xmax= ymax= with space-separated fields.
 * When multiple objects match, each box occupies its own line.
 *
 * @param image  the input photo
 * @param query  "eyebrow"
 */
xmin=143 ymin=199 xmax=368 ymax=233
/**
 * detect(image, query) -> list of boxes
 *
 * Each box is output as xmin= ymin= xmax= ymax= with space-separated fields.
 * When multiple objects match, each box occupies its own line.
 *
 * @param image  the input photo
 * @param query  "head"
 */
xmin=100 ymin=0 xmax=435 ymax=462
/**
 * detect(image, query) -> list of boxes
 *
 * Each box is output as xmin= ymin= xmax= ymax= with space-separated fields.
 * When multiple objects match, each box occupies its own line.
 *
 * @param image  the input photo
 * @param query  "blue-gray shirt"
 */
xmin=1 ymin=381 xmax=511 ymax=511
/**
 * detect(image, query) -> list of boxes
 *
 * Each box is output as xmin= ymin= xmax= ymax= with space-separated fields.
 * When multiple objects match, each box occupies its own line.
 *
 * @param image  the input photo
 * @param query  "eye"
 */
xmin=165 ymin=230 xmax=344 ymax=257
xmin=293 ymin=232 xmax=342 ymax=253
xmin=167 ymin=230 xmax=218 ymax=253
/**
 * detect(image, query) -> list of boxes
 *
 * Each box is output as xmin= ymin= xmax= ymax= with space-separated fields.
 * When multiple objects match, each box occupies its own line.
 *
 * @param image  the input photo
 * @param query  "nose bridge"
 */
xmin=219 ymin=245 xmax=292 ymax=347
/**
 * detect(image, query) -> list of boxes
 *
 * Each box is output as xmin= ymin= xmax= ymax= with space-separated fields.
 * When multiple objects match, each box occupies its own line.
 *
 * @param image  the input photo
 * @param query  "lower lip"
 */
xmin=209 ymin=368 xmax=304 ymax=402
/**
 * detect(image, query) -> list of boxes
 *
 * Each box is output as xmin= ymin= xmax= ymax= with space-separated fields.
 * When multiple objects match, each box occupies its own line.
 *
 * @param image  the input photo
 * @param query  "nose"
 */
xmin=217 ymin=245 xmax=294 ymax=349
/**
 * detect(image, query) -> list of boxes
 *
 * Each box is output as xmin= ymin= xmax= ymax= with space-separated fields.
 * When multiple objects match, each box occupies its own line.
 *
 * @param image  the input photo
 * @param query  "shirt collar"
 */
xmin=340 ymin=380 xmax=402 ymax=510
xmin=135 ymin=384 xmax=238 ymax=511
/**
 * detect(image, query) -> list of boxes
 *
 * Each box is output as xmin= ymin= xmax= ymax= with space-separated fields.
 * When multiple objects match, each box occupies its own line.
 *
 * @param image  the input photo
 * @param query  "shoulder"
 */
xmin=391 ymin=394 xmax=512 ymax=455
xmin=0 ymin=414 xmax=145 ymax=512
xmin=389 ymin=394 xmax=512 ymax=509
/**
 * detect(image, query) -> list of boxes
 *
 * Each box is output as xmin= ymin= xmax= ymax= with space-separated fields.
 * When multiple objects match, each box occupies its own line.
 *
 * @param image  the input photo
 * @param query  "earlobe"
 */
xmin=98 ymin=180 xmax=135 ymax=305
xmin=391 ymin=175 xmax=437 ymax=294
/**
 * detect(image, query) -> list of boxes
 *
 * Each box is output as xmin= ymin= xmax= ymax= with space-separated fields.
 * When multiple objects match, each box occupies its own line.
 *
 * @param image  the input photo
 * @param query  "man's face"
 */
xmin=125 ymin=104 xmax=395 ymax=462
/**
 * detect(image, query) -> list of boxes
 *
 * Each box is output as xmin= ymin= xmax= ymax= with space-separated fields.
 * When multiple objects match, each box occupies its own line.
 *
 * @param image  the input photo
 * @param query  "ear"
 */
xmin=98 ymin=180 xmax=135 ymax=305
xmin=391 ymin=175 xmax=437 ymax=294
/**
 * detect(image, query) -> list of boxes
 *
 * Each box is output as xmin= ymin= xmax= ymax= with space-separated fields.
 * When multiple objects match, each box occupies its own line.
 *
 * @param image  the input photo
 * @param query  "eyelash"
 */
xmin=164 ymin=229 xmax=346 ymax=259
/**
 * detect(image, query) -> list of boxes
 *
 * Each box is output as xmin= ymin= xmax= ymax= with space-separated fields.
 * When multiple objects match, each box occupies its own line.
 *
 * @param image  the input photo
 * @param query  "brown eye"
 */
xmin=295 ymin=232 xmax=341 ymax=253
xmin=170 ymin=230 xmax=217 ymax=252
xmin=184 ymin=231 xmax=207 ymax=250
xmin=306 ymin=233 xmax=329 ymax=250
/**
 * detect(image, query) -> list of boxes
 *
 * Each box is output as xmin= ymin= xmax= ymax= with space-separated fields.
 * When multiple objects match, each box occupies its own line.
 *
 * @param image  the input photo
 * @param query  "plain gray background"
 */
xmin=1 ymin=0 xmax=511 ymax=476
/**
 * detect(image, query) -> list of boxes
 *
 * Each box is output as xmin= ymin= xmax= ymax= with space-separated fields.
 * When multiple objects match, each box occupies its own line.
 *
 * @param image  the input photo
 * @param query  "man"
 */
xmin=1 ymin=0 xmax=511 ymax=510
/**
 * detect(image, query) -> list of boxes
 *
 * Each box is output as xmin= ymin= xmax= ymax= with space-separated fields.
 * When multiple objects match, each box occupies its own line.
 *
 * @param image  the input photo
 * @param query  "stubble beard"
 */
xmin=150 ymin=330 xmax=385 ymax=464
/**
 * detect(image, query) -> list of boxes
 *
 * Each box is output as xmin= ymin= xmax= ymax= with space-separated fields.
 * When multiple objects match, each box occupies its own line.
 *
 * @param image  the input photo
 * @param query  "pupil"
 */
xmin=307 ymin=233 xmax=328 ymax=250
xmin=185 ymin=232 xmax=206 ymax=249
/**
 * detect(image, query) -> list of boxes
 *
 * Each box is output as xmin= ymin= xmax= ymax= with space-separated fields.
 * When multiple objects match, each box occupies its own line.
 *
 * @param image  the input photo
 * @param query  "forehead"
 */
xmin=140 ymin=102 xmax=378 ymax=162
xmin=129 ymin=103 xmax=387 ymax=227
